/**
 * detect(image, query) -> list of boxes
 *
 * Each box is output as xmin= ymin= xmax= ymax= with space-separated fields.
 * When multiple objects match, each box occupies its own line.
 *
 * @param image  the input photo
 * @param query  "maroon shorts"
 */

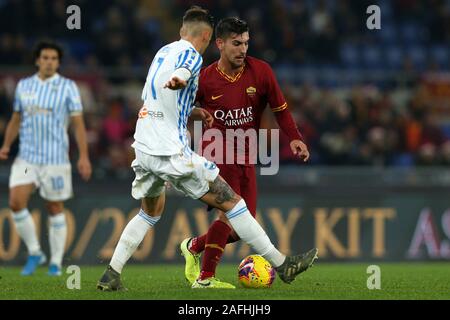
xmin=217 ymin=163 xmax=257 ymax=217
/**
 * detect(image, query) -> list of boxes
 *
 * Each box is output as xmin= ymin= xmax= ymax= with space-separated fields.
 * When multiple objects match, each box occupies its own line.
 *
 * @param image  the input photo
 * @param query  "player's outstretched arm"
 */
xmin=71 ymin=114 xmax=92 ymax=181
xmin=0 ymin=112 xmax=21 ymax=160
xmin=163 ymin=67 xmax=191 ymax=90
xmin=163 ymin=76 xmax=187 ymax=90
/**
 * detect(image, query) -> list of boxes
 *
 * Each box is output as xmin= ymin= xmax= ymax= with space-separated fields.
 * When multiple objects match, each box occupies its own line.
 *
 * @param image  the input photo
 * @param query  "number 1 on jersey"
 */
xmin=150 ymin=57 xmax=165 ymax=100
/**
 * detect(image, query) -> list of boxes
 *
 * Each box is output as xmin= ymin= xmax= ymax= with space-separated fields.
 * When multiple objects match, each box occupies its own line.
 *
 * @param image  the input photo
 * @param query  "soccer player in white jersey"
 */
xmin=97 ymin=6 xmax=317 ymax=291
xmin=0 ymin=41 xmax=92 ymax=276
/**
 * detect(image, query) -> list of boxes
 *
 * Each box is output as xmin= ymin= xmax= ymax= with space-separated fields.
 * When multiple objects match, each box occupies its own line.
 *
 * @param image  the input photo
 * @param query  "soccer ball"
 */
xmin=238 ymin=255 xmax=276 ymax=288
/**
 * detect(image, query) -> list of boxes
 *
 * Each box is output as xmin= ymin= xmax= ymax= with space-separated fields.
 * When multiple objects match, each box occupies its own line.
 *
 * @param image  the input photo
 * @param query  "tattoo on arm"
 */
xmin=209 ymin=176 xmax=237 ymax=204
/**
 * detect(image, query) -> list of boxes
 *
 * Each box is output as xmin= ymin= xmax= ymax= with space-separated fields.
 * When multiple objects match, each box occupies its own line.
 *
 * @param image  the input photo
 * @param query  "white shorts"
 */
xmin=9 ymin=158 xmax=73 ymax=202
xmin=131 ymin=149 xmax=220 ymax=200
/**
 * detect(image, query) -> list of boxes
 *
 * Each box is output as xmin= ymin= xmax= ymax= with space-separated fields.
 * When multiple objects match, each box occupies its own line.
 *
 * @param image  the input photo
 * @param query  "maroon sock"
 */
xmin=191 ymin=228 xmax=240 ymax=254
xmin=189 ymin=234 xmax=206 ymax=254
xmin=226 ymin=231 xmax=240 ymax=244
xmin=199 ymin=220 xmax=232 ymax=280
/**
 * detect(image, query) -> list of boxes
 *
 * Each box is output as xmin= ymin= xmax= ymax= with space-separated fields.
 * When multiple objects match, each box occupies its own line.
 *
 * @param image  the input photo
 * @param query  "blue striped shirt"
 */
xmin=13 ymin=73 xmax=83 ymax=165
xmin=134 ymin=39 xmax=203 ymax=156
xmin=175 ymin=47 xmax=203 ymax=155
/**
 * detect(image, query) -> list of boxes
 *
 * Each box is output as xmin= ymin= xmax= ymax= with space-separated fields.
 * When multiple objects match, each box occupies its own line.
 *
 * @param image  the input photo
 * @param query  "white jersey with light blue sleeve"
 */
xmin=132 ymin=39 xmax=203 ymax=156
xmin=14 ymin=73 xmax=83 ymax=165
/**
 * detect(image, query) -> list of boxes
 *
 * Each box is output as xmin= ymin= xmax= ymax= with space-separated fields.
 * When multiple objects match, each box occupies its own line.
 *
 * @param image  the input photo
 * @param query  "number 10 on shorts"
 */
xmin=51 ymin=176 xmax=64 ymax=191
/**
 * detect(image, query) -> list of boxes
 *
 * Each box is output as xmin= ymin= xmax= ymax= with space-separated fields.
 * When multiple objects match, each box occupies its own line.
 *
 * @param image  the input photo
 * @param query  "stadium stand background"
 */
xmin=1 ymin=0 xmax=450 ymax=176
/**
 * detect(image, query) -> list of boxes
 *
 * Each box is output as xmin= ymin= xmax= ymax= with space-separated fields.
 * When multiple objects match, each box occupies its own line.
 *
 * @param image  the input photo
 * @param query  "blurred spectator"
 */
xmin=416 ymin=143 xmax=438 ymax=166
xmin=101 ymin=98 xmax=132 ymax=145
xmin=421 ymin=113 xmax=446 ymax=147
xmin=100 ymin=98 xmax=133 ymax=171
xmin=1 ymin=0 xmax=450 ymax=171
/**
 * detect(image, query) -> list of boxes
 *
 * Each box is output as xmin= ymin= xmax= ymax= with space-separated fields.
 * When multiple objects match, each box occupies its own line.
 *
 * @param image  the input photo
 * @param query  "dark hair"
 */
xmin=215 ymin=17 xmax=249 ymax=39
xmin=33 ymin=40 xmax=63 ymax=61
xmin=182 ymin=5 xmax=214 ymax=28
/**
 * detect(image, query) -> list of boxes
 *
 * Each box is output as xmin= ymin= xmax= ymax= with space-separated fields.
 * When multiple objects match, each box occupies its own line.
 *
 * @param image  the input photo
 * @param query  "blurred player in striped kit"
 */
xmin=0 ymin=41 xmax=92 ymax=276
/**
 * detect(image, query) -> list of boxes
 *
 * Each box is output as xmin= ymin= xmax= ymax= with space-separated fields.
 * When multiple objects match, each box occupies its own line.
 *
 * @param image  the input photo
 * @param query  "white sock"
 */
xmin=226 ymin=199 xmax=286 ymax=267
xmin=12 ymin=209 xmax=41 ymax=256
xmin=110 ymin=209 xmax=160 ymax=273
xmin=49 ymin=213 xmax=67 ymax=267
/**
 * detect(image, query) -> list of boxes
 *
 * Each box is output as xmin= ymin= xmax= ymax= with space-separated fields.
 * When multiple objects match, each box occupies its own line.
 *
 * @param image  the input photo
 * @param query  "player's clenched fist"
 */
xmin=290 ymin=140 xmax=310 ymax=162
xmin=0 ymin=146 xmax=10 ymax=160
xmin=77 ymin=156 xmax=92 ymax=181
xmin=164 ymin=76 xmax=187 ymax=90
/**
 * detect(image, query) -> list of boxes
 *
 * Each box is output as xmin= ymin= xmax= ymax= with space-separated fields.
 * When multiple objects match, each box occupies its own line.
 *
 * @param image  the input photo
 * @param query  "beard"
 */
xmin=230 ymin=57 xmax=245 ymax=69
xmin=43 ymin=67 xmax=56 ymax=76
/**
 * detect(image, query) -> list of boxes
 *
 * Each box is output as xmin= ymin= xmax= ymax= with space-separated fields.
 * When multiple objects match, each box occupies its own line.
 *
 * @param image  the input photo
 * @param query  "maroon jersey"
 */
xmin=196 ymin=56 xmax=288 ymax=165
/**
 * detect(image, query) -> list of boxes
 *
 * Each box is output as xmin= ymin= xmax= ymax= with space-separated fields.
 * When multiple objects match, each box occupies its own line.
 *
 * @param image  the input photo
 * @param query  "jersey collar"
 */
xmin=34 ymin=72 xmax=60 ymax=83
xmin=179 ymin=39 xmax=199 ymax=54
xmin=216 ymin=62 xmax=246 ymax=83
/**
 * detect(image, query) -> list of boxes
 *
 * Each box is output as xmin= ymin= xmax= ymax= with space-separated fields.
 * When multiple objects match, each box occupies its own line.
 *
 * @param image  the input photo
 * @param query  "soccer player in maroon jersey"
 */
xmin=180 ymin=17 xmax=313 ymax=287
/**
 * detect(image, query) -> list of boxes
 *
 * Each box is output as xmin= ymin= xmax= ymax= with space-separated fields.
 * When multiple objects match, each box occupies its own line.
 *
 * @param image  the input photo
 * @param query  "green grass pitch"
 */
xmin=0 ymin=263 xmax=449 ymax=300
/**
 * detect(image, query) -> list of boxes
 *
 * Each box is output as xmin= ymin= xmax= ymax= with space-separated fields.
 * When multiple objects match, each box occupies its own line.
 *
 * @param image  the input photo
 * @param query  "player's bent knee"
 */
xmin=144 ymin=207 xmax=164 ymax=217
xmin=141 ymin=194 xmax=165 ymax=217
xmin=46 ymin=201 xmax=64 ymax=215
xmin=218 ymin=212 xmax=231 ymax=225
xmin=9 ymin=199 xmax=26 ymax=212
xmin=9 ymin=185 xmax=34 ymax=212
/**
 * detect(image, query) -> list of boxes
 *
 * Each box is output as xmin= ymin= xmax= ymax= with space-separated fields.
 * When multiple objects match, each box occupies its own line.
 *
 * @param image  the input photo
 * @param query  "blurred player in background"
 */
xmin=0 ymin=41 xmax=92 ymax=276
xmin=97 ymin=6 xmax=316 ymax=291
xmin=180 ymin=17 xmax=311 ymax=286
